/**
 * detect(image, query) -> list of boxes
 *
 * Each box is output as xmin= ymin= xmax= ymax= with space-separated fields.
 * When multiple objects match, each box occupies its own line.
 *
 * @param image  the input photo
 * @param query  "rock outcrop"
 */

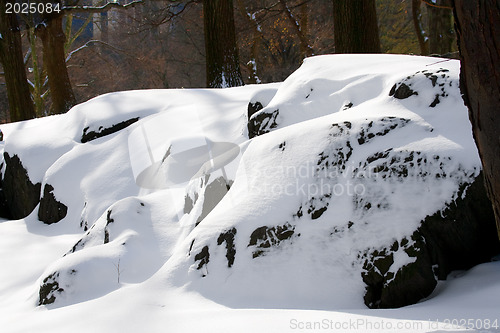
xmin=2 ymin=153 xmax=41 ymax=219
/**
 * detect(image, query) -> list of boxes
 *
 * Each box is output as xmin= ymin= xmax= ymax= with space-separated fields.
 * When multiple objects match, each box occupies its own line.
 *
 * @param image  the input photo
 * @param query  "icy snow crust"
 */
xmin=1 ymin=54 xmax=499 ymax=332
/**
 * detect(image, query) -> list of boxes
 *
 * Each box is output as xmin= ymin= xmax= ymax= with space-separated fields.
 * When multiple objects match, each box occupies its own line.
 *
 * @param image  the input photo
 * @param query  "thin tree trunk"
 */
xmin=427 ymin=0 xmax=454 ymax=55
xmin=0 ymin=0 xmax=36 ymax=122
xmin=236 ymin=0 xmax=262 ymax=84
xmin=203 ymin=0 xmax=244 ymax=88
xmin=332 ymin=0 xmax=381 ymax=53
xmin=453 ymin=0 xmax=500 ymax=238
xmin=37 ymin=14 xmax=76 ymax=114
xmin=412 ymin=0 xmax=429 ymax=56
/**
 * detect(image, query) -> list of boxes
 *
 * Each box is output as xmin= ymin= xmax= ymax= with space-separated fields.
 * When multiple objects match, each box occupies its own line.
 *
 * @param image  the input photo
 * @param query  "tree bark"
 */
xmin=412 ymin=0 xmax=429 ymax=56
xmin=332 ymin=0 xmax=381 ymax=53
xmin=236 ymin=0 xmax=262 ymax=84
xmin=0 ymin=0 xmax=36 ymax=122
xmin=203 ymin=0 xmax=244 ymax=88
xmin=37 ymin=11 xmax=76 ymax=114
xmin=453 ymin=0 xmax=500 ymax=238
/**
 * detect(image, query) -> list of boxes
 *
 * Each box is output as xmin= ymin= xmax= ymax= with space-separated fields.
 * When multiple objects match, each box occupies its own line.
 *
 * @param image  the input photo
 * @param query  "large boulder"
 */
xmin=2 ymin=153 xmax=41 ymax=219
xmin=176 ymin=55 xmax=500 ymax=309
xmin=38 ymin=184 xmax=68 ymax=224
xmin=362 ymin=173 xmax=499 ymax=308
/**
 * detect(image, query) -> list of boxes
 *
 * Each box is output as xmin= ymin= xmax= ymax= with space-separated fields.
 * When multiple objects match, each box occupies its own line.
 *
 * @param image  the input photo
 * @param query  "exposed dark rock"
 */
xmin=357 ymin=117 xmax=410 ymax=146
xmin=390 ymin=69 xmax=454 ymax=107
xmin=194 ymin=245 xmax=210 ymax=275
xmin=0 ymin=129 xmax=3 ymax=141
xmin=2 ymin=153 xmax=41 ymax=219
xmin=66 ymin=238 xmax=85 ymax=255
xmin=429 ymin=94 xmax=440 ymax=107
xmin=247 ymin=109 xmax=279 ymax=139
xmin=38 ymin=272 xmax=64 ymax=306
xmin=81 ymin=117 xmax=139 ymax=143
xmin=217 ymin=228 xmax=237 ymax=267
xmin=38 ymin=184 xmax=68 ymax=224
xmin=248 ymin=101 xmax=264 ymax=119
xmin=389 ymin=83 xmax=418 ymax=99
xmin=106 ymin=209 xmax=114 ymax=225
xmin=361 ymin=173 xmax=500 ymax=308
xmin=102 ymin=210 xmax=114 ymax=244
xmin=316 ymin=122 xmax=353 ymax=173
xmin=343 ymin=102 xmax=354 ymax=110
xmin=306 ymin=195 xmax=330 ymax=220
xmin=80 ymin=202 xmax=88 ymax=231
xmin=0 ymin=172 xmax=12 ymax=219
xmin=248 ymin=223 xmax=296 ymax=258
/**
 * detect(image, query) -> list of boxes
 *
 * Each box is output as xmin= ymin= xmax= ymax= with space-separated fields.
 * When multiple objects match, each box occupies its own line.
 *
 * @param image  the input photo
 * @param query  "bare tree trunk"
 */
xmin=427 ymin=0 xmax=454 ymax=55
xmin=453 ymin=0 xmax=500 ymax=238
xmin=37 ymin=13 xmax=76 ymax=114
xmin=0 ymin=0 xmax=36 ymax=122
xmin=236 ymin=0 xmax=262 ymax=84
xmin=332 ymin=0 xmax=381 ymax=53
xmin=412 ymin=0 xmax=429 ymax=56
xmin=203 ymin=0 xmax=244 ymax=88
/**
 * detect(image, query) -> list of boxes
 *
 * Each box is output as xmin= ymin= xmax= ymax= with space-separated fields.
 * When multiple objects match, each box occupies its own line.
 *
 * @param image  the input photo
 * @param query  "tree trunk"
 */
xmin=412 ymin=0 xmax=429 ymax=56
xmin=203 ymin=0 xmax=244 ymax=88
xmin=427 ymin=0 xmax=454 ymax=55
xmin=453 ymin=0 xmax=500 ymax=238
xmin=236 ymin=0 xmax=262 ymax=84
xmin=37 ymin=13 xmax=76 ymax=114
xmin=0 ymin=1 xmax=36 ymax=122
xmin=332 ymin=0 xmax=381 ymax=53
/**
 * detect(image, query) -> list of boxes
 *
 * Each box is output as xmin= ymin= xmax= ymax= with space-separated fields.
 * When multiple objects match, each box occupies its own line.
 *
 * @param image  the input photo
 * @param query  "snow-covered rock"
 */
xmin=0 ymin=55 xmax=498 ymax=318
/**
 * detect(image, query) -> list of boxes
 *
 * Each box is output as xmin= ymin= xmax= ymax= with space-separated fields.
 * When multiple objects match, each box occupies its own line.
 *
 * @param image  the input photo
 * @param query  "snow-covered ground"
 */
xmin=0 ymin=54 xmax=499 ymax=332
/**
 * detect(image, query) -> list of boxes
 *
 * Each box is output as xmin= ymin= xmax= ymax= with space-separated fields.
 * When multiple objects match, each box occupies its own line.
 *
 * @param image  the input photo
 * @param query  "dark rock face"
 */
xmin=38 ymin=184 xmax=68 ymax=224
xmin=390 ymin=68 xmax=453 ymax=107
xmin=248 ymin=223 xmax=296 ymax=258
xmin=0 ymin=173 xmax=12 ymax=219
xmin=389 ymin=83 xmax=418 ymax=99
xmin=194 ymin=245 xmax=210 ymax=276
xmin=38 ymin=272 xmax=64 ymax=306
xmin=248 ymin=109 xmax=279 ymax=139
xmin=81 ymin=117 xmax=139 ymax=143
xmin=2 ymin=153 xmax=41 ymax=219
xmin=217 ymin=228 xmax=237 ymax=267
xmin=104 ymin=209 xmax=114 ymax=244
xmin=361 ymin=173 xmax=500 ymax=308
xmin=357 ymin=117 xmax=410 ymax=145
xmin=248 ymin=101 xmax=264 ymax=119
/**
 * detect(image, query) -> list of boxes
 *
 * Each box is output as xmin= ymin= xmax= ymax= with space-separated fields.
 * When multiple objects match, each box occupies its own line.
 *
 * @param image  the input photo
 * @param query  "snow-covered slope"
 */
xmin=0 ymin=54 xmax=499 ymax=332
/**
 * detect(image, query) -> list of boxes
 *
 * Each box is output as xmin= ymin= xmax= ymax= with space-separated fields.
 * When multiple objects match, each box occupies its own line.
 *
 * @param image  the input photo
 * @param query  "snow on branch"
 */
xmin=420 ymin=0 xmax=453 ymax=9
xmin=63 ymin=0 xmax=143 ymax=14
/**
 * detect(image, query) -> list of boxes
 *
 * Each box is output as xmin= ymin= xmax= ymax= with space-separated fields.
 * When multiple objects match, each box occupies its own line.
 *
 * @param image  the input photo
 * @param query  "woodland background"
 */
xmin=0 ymin=0 xmax=456 ymax=123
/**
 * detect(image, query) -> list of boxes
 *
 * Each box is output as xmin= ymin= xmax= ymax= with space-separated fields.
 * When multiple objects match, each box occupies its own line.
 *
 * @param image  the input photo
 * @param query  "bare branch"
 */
xmin=63 ymin=0 xmax=144 ymax=14
xmin=66 ymin=39 xmax=135 ymax=62
xmin=421 ymin=0 xmax=453 ymax=9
